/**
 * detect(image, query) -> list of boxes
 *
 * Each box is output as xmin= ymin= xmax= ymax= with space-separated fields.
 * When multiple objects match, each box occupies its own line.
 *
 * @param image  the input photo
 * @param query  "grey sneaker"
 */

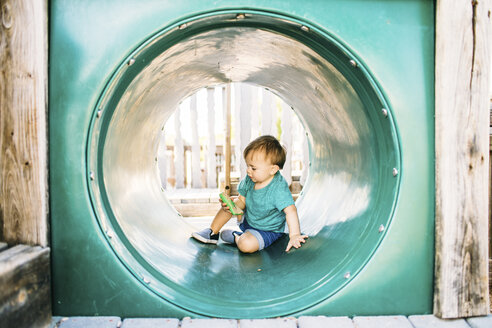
xmin=220 ymin=229 xmax=242 ymax=245
xmin=192 ymin=228 xmax=219 ymax=244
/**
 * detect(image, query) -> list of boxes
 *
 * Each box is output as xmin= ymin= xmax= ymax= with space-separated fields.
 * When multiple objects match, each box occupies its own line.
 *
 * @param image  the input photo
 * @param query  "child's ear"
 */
xmin=271 ymin=165 xmax=280 ymax=174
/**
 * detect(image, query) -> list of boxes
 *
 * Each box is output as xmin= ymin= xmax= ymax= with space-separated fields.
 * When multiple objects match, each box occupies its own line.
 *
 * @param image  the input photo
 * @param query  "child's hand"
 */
xmin=285 ymin=234 xmax=308 ymax=252
xmin=219 ymin=197 xmax=231 ymax=213
xmin=219 ymin=196 xmax=239 ymax=213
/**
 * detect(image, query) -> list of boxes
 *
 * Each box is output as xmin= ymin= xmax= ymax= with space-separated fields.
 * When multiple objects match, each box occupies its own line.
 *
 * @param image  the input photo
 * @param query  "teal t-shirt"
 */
xmin=237 ymin=172 xmax=295 ymax=233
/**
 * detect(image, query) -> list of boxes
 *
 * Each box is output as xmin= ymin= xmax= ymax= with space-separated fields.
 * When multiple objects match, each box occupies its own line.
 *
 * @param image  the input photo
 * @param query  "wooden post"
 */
xmin=434 ymin=0 xmax=491 ymax=318
xmin=224 ymin=84 xmax=232 ymax=195
xmin=206 ymin=87 xmax=217 ymax=188
xmin=239 ymin=84 xmax=252 ymax=180
xmin=158 ymin=132 xmax=167 ymax=189
xmin=300 ymin=134 xmax=309 ymax=187
xmin=281 ymin=101 xmax=293 ymax=185
xmin=234 ymin=84 xmax=242 ymax=174
xmin=190 ymin=94 xmax=202 ymax=188
xmin=0 ymin=245 xmax=51 ymax=327
xmin=174 ymin=108 xmax=184 ymax=188
xmin=261 ymin=89 xmax=274 ymax=136
xmin=0 ymin=0 xmax=48 ymax=247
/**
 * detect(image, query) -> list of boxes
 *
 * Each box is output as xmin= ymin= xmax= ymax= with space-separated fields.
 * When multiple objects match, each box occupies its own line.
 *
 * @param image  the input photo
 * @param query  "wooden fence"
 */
xmin=158 ymin=84 xmax=309 ymax=190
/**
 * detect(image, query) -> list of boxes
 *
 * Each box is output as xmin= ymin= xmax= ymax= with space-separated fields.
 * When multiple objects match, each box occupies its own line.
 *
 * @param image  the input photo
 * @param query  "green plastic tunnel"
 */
xmin=50 ymin=1 xmax=435 ymax=318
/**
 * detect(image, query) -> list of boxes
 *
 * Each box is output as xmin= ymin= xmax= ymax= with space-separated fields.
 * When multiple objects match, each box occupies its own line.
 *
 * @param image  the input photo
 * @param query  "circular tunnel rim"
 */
xmin=86 ymin=9 xmax=402 ymax=318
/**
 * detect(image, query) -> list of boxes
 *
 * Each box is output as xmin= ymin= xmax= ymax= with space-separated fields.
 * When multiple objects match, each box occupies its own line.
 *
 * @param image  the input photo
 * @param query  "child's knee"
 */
xmin=237 ymin=234 xmax=259 ymax=253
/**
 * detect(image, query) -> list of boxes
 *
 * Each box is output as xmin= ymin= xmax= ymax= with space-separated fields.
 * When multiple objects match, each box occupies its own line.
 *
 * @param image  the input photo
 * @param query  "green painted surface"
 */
xmin=50 ymin=0 xmax=434 ymax=318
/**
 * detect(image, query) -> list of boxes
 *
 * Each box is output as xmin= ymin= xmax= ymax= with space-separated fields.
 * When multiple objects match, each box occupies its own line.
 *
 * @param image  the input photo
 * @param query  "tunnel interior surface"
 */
xmin=86 ymin=12 xmax=400 ymax=317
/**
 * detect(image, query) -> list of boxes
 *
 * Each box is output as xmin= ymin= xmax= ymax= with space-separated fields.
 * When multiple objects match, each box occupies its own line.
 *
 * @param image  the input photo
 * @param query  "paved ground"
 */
xmin=50 ymin=314 xmax=492 ymax=328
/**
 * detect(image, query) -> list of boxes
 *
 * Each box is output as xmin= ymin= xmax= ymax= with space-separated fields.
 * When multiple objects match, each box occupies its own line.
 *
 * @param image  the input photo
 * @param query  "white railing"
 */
xmin=158 ymin=83 xmax=309 ymax=190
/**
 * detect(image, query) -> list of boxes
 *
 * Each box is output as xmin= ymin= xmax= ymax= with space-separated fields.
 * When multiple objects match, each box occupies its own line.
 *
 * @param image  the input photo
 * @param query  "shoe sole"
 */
xmin=192 ymin=232 xmax=218 ymax=244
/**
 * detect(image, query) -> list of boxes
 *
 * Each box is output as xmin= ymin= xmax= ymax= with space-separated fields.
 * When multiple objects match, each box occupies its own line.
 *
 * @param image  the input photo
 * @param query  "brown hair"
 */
xmin=243 ymin=135 xmax=287 ymax=169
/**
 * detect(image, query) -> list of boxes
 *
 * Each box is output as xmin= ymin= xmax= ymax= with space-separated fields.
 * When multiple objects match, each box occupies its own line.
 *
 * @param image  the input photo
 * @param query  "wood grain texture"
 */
xmin=434 ymin=0 xmax=491 ymax=318
xmin=224 ymin=85 xmax=232 ymax=195
xmin=206 ymin=87 xmax=217 ymax=188
xmin=0 ymin=0 xmax=48 ymax=246
xmin=0 ymin=245 xmax=51 ymax=328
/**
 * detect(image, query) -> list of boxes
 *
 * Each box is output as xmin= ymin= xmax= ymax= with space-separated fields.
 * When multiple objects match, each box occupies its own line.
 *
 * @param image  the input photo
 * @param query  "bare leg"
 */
xmin=210 ymin=209 xmax=233 ymax=234
xmin=236 ymin=232 xmax=260 ymax=253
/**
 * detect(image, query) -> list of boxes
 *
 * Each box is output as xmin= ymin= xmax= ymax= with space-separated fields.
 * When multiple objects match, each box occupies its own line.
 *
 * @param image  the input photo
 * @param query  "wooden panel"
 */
xmin=434 ymin=0 xmax=491 ymax=318
xmin=0 ymin=0 xmax=48 ymax=246
xmin=261 ymin=89 xmax=274 ymax=135
xmin=224 ymin=85 xmax=232 ymax=194
xmin=300 ymin=133 xmax=309 ymax=187
xmin=206 ymin=87 xmax=217 ymax=188
xmin=158 ymin=132 xmax=167 ymax=188
xmin=233 ymin=84 xmax=242 ymax=174
xmin=174 ymin=108 xmax=185 ymax=188
xmin=173 ymin=203 xmax=221 ymax=217
xmin=190 ymin=94 xmax=202 ymax=188
xmin=281 ymin=101 xmax=293 ymax=185
xmin=0 ymin=245 xmax=51 ymax=328
xmin=239 ymin=84 xmax=252 ymax=179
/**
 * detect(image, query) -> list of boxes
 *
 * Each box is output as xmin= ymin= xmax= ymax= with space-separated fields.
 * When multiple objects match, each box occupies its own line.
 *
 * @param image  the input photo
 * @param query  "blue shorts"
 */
xmin=239 ymin=218 xmax=284 ymax=250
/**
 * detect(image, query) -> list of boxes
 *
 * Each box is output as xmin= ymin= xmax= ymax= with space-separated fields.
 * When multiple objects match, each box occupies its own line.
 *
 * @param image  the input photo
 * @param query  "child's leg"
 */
xmin=192 ymin=208 xmax=233 ymax=244
xmin=210 ymin=208 xmax=233 ymax=234
xmin=235 ymin=232 xmax=260 ymax=253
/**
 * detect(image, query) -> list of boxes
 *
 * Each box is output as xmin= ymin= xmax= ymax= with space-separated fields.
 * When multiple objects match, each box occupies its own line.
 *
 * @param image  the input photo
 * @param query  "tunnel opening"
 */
xmin=87 ymin=11 xmax=400 ymax=318
xmin=159 ymin=83 xmax=309 ymax=219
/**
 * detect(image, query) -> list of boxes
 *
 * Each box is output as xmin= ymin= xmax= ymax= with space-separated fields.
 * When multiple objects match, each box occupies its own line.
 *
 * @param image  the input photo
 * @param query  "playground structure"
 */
xmin=49 ymin=1 xmax=430 ymax=317
xmin=0 ymin=0 xmax=490 ymax=326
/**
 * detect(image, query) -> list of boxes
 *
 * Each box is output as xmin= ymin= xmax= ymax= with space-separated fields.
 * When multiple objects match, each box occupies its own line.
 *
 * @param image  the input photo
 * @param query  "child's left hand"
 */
xmin=286 ymin=234 xmax=308 ymax=252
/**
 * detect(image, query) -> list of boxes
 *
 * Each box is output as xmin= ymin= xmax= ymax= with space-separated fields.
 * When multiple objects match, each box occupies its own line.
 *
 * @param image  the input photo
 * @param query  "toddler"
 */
xmin=192 ymin=135 xmax=307 ymax=253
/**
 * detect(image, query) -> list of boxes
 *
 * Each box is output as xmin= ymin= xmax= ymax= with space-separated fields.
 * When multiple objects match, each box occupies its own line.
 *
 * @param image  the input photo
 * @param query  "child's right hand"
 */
xmin=219 ymin=197 xmax=231 ymax=213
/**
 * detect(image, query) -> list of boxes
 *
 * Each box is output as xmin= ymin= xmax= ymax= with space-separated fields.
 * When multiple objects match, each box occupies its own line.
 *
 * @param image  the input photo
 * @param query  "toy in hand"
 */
xmin=219 ymin=188 xmax=243 ymax=215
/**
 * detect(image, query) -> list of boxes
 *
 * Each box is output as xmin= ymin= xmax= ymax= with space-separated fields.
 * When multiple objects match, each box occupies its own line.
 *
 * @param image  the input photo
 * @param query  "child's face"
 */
xmin=245 ymin=150 xmax=279 ymax=184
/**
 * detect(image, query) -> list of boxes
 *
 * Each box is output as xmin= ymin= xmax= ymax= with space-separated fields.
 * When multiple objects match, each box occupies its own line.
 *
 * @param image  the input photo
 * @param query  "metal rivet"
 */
xmin=236 ymin=13 xmax=245 ymax=19
xmin=90 ymin=172 xmax=95 ymax=181
xmin=178 ymin=23 xmax=188 ymax=30
xmin=301 ymin=25 xmax=309 ymax=32
xmin=96 ymin=110 xmax=102 ymax=118
xmin=127 ymin=58 xmax=135 ymax=66
xmin=349 ymin=59 xmax=358 ymax=67
xmin=106 ymin=230 xmax=113 ymax=239
xmin=392 ymin=168 xmax=398 ymax=177
xmin=142 ymin=276 xmax=150 ymax=284
xmin=379 ymin=224 xmax=385 ymax=233
xmin=381 ymin=108 xmax=388 ymax=117
xmin=344 ymin=272 xmax=351 ymax=279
